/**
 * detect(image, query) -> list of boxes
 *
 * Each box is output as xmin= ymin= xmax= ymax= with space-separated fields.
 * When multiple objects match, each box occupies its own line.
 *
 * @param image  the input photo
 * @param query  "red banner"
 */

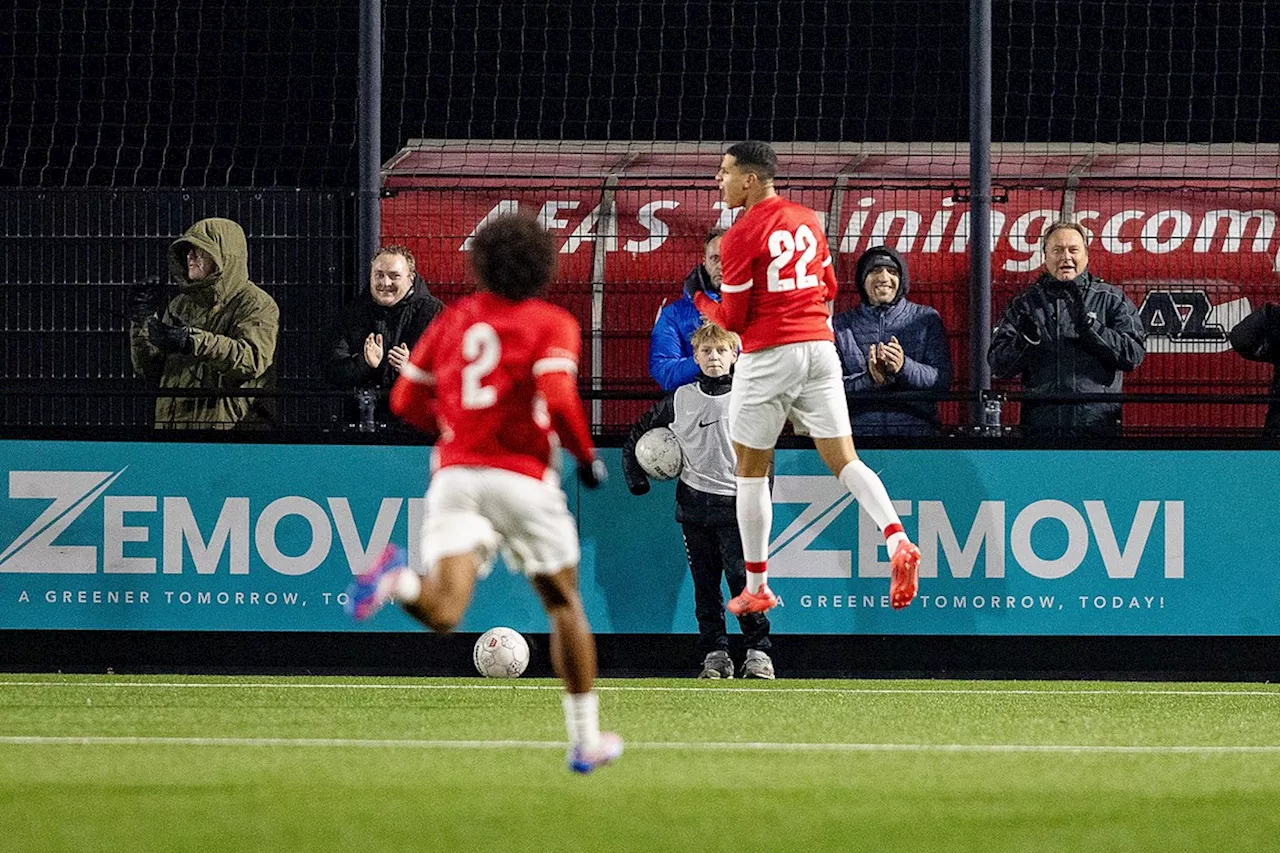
xmin=381 ymin=163 xmax=1280 ymax=431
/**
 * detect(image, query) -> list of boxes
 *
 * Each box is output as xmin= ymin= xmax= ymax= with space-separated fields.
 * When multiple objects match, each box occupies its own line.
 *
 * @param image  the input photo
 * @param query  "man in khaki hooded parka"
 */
xmin=129 ymin=217 xmax=279 ymax=429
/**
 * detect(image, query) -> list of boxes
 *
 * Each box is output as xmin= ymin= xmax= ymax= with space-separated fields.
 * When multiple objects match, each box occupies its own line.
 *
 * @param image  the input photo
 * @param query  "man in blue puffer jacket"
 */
xmin=649 ymin=227 xmax=726 ymax=390
xmin=834 ymin=245 xmax=952 ymax=436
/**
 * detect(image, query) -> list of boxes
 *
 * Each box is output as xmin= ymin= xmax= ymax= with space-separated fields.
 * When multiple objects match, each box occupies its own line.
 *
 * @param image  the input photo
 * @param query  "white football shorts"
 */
xmin=729 ymin=339 xmax=852 ymax=449
xmin=419 ymin=466 xmax=580 ymax=577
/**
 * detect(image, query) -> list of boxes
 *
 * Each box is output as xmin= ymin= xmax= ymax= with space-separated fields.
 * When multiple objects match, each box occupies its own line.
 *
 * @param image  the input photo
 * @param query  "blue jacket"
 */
xmin=833 ymin=247 xmax=952 ymax=436
xmin=649 ymin=264 xmax=720 ymax=391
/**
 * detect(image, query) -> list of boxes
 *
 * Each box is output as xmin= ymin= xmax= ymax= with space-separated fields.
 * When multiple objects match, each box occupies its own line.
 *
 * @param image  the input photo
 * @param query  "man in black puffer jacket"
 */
xmin=323 ymin=245 xmax=444 ymax=427
xmin=1228 ymin=303 xmax=1280 ymax=437
xmin=989 ymin=221 xmax=1146 ymax=437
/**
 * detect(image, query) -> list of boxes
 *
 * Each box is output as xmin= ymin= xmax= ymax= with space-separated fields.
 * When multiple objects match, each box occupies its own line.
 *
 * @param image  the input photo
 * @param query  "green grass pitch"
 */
xmin=3 ymin=674 xmax=1280 ymax=853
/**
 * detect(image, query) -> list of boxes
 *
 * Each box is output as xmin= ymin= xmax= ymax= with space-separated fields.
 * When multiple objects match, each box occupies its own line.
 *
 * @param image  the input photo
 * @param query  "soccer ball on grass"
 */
xmin=473 ymin=627 xmax=530 ymax=678
xmin=635 ymin=426 xmax=683 ymax=481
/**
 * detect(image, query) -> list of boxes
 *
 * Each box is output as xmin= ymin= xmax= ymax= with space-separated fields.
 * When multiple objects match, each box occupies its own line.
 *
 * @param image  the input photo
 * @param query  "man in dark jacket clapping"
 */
xmin=323 ymin=245 xmax=443 ymax=427
xmin=988 ymin=221 xmax=1146 ymax=438
xmin=834 ymin=245 xmax=952 ymax=436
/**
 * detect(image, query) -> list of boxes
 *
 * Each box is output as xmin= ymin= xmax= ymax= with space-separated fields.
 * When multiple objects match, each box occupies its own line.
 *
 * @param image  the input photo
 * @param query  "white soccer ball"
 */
xmin=473 ymin=627 xmax=530 ymax=678
xmin=635 ymin=426 xmax=683 ymax=480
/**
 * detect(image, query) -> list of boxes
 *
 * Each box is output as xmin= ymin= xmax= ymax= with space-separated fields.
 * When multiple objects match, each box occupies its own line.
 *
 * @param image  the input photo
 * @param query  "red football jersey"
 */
xmin=703 ymin=194 xmax=838 ymax=352
xmin=398 ymin=291 xmax=590 ymax=481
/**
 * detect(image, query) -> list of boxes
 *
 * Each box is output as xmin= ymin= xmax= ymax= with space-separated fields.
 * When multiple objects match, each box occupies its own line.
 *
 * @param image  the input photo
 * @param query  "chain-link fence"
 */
xmin=2 ymin=1 xmax=1278 ymax=439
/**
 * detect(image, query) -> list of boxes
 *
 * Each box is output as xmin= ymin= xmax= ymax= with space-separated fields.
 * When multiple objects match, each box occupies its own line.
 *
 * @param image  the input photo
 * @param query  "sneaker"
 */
xmin=741 ymin=649 xmax=776 ymax=680
xmin=889 ymin=540 xmax=920 ymax=610
xmin=727 ymin=585 xmax=780 ymax=616
xmin=344 ymin=544 xmax=407 ymax=621
xmin=567 ymin=732 xmax=623 ymax=774
xmin=698 ymin=650 xmax=734 ymax=680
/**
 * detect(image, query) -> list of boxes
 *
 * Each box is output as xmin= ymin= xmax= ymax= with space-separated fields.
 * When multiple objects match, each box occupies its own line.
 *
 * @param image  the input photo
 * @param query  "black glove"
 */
xmin=577 ymin=456 xmax=608 ymax=489
xmin=1015 ymin=311 xmax=1042 ymax=344
xmin=127 ymin=276 xmax=164 ymax=322
xmin=147 ymin=316 xmax=193 ymax=354
xmin=1065 ymin=286 xmax=1090 ymax=330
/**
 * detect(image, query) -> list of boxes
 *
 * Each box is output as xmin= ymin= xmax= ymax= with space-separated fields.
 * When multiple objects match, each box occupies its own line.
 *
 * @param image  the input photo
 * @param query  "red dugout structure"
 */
xmin=381 ymin=141 xmax=1280 ymax=435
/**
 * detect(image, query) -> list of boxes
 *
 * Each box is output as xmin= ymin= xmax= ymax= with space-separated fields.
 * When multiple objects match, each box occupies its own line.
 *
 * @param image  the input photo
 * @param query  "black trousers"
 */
xmin=681 ymin=521 xmax=771 ymax=656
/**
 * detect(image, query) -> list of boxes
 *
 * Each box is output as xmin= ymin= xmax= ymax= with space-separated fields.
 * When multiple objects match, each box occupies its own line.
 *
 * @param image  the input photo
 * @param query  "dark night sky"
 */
xmin=2 ymin=0 xmax=1276 ymax=187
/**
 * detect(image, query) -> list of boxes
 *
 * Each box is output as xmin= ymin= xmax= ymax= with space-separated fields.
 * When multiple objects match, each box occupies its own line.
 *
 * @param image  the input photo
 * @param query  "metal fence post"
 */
xmin=357 ymin=0 xmax=383 ymax=287
xmin=969 ymin=0 xmax=993 ymax=426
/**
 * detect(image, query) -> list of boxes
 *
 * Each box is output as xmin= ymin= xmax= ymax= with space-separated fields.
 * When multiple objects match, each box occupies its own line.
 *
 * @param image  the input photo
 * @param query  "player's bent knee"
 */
xmin=531 ymin=567 xmax=580 ymax=611
xmin=423 ymin=601 xmax=464 ymax=634
xmin=823 ymin=456 xmax=853 ymax=477
xmin=733 ymin=444 xmax=774 ymax=478
xmin=813 ymin=436 xmax=857 ymax=475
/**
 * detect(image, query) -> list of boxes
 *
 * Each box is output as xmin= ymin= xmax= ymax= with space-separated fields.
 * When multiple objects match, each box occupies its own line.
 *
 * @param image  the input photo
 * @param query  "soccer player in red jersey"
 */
xmin=344 ymin=214 xmax=621 ymax=774
xmin=694 ymin=141 xmax=920 ymax=615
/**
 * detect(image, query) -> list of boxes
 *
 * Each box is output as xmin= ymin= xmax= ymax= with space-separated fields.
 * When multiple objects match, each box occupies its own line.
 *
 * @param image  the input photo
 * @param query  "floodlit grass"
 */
xmin=3 ymin=675 xmax=1280 ymax=853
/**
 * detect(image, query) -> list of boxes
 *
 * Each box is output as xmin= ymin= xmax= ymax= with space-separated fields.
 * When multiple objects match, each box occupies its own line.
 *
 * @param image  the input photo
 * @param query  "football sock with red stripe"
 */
xmin=736 ymin=476 xmax=771 ymax=593
xmin=838 ymin=460 xmax=908 ymax=553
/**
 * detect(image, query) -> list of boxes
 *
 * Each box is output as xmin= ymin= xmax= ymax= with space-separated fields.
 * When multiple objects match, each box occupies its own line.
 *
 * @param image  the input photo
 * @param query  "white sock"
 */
xmin=838 ymin=460 xmax=907 ymax=553
xmin=390 ymin=568 xmax=421 ymax=604
xmin=563 ymin=692 xmax=600 ymax=751
xmin=736 ymin=476 xmax=771 ymax=592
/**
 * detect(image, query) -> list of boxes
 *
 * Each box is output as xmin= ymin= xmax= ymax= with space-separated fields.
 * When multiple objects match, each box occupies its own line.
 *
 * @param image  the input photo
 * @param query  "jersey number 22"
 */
xmin=766 ymin=224 xmax=821 ymax=292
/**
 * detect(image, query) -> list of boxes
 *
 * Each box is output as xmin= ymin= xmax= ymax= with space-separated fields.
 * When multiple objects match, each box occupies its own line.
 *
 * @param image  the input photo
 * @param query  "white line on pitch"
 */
xmin=1 ymin=735 xmax=1279 ymax=755
xmin=1 ymin=680 xmax=1279 ymax=698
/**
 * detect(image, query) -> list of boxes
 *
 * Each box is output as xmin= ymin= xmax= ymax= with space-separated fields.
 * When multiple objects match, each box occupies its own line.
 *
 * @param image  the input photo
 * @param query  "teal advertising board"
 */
xmin=0 ymin=440 xmax=1275 ymax=635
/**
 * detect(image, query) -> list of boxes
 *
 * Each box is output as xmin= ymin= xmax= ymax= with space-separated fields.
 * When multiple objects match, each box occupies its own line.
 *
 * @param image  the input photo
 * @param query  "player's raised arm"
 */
xmin=389 ymin=314 xmax=441 ymax=433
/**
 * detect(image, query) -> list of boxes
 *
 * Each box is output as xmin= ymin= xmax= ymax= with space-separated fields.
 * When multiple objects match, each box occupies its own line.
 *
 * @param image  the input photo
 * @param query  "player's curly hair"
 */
xmin=469 ymin=214 xmax=558 ymax=300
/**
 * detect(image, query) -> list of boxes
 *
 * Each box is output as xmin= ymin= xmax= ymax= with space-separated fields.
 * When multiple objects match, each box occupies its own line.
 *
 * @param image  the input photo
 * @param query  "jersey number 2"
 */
xmin=765 ymin=224 xmax=820 ymax=292
xmin=461 ymin=323 xmax=501 ymax=409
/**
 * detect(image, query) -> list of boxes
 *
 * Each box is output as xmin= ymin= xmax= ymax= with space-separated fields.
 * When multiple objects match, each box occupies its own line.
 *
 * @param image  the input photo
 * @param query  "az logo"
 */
xmin=1136 ymin=290 xmax=1250 ymax=354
